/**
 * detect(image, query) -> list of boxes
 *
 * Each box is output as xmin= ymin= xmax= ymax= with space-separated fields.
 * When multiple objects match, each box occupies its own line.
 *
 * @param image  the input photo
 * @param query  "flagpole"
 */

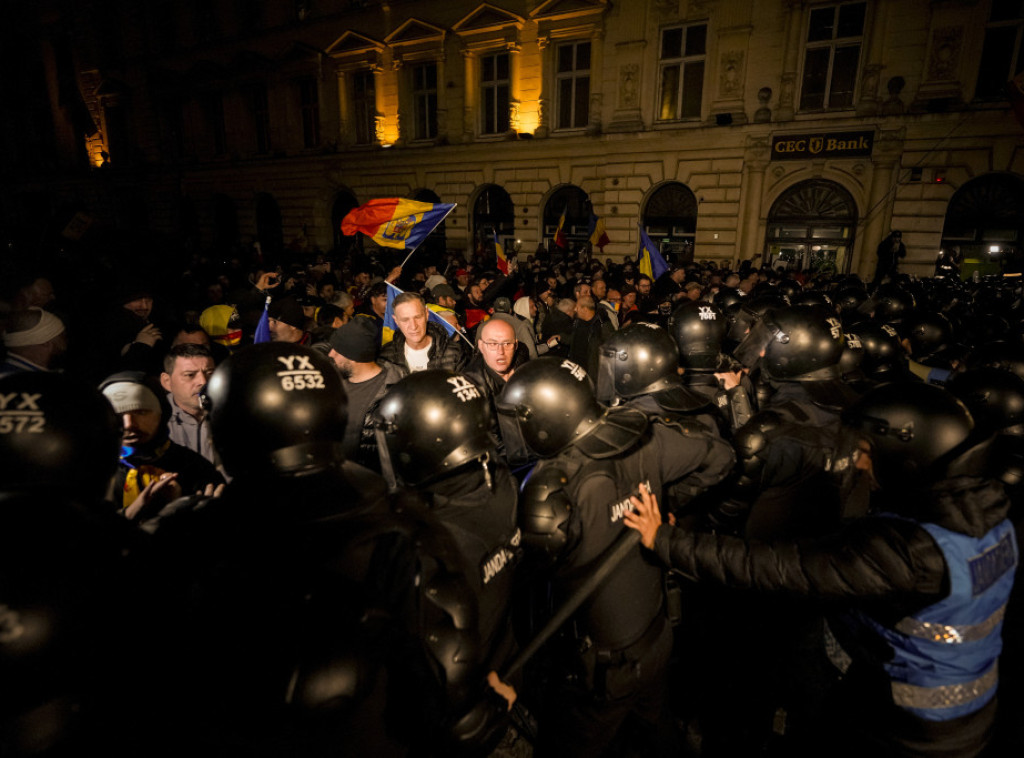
xmin=398 ymin=203 xmax=458 ymax=268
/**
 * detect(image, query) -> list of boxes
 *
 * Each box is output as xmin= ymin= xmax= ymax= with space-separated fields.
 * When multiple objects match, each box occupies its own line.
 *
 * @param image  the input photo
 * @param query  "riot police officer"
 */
xmin=626 ymin=382 xmax=1017 ymax=758
xmin=0 ymin=372 xmax=157 ymax=757
xmin=374 ymin=368 xmax=523 ymax=750
xmin=148 ymin=344 xmax=487 ymax=756
xmin=668 ymin=300 xmax=757 ymax=433
xmin=495 ymin=357 xmax=734 ymax=758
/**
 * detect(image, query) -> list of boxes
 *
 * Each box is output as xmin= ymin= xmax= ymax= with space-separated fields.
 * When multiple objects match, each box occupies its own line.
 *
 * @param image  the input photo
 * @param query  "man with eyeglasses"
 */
xmin=465 ymin=318 xmax=532 ymax=466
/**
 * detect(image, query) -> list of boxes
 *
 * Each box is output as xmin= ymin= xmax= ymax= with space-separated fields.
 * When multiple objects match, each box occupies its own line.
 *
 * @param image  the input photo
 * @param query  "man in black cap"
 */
xmin=431 ymin=282 xmax=459 ymax=311
xmin=327 ymin=320 xmax=406 ymax=467
xmin=267 ymin=297 xmax=310 ymax=344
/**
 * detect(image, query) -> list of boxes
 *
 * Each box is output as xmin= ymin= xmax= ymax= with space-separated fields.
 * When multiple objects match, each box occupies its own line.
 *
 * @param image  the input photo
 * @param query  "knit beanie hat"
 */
xmin=102 ymin=380 xmax=162 ymax=415
xmin=328 ymin=320 xmax=378 ymax=362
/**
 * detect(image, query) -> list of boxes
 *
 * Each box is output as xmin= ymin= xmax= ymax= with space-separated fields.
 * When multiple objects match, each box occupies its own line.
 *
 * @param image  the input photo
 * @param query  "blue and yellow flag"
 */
xmin=637 ymin=225 xmax=669 ymax=280
xmin=341 ymin=198 xmax=456 ymax=251
xmin=381 ymin=282 xmax=457 ymax=345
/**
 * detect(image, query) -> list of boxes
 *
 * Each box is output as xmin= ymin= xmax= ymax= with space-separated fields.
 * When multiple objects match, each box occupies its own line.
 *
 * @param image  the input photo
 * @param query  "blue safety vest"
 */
xmin=854 ymin=518 xmax=1017 ymax=721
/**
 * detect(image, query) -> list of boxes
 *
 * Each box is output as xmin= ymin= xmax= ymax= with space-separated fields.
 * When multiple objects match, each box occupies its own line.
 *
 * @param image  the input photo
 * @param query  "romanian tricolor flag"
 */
xmin=341 ymin=198 xmax=456 ymax=251
xmin=494 ymin=231 xmax=509 ymax=275
xmin=554 ymin=208 xmax=568 ymax=249
xmin=637 ymin=224 xmax=670 ymax=280
xmin=588 ymin=212 xmax=610 ymax=250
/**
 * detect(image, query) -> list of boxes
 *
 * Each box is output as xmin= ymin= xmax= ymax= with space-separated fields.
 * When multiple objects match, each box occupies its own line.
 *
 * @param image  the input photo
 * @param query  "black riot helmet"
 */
xmin=843 ymin=382 xmax=974 ymax=491
xmin=727 ymin=293 xmax=789 ymax=343
xmin=948 ymin=368 xmax=1024 ymax=436
xmin=790 ymin=290 xmax=833 ymax=309
xmin=496 ymin=356 xmax=647 ymax=459
xmin=596 ymin=323 xmax=707 ymax=412
xmin=834 ymin=287 xmax=868 ymax=315
xmin=867 ymin=284 xmax=916 ymax=326
xmin=854 ymin=322 xmax=910 ymax=381
xmin=375 ymin=370 xmax=493 ymax=486
xmin=669 ymin=300 xmax=727 ymax=369
xmin=206 ymin=343 xmax=347 ymax=478
xmin=735 ymin=305 xmax=845 ymax=381
xmin=713 ymin=286 xmax=742 ymax=314
xmin=597 ymin=322 xmax=680 ymax=399
xmin=902 ymin=311 xmax=955 ymax=363
xmin=774 ymin=280 xmax=801 ymax=300
xmin=0 ymin=372 xmax=121 ymax=499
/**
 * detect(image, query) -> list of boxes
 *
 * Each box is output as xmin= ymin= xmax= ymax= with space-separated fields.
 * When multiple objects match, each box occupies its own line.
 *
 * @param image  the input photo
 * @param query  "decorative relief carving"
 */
xmin=928 ymin=27 xmax=962 ymax=81
xmin=719 ymin=51 xmax=744 ymax=98
xmin=619 ymin=64 xmax=639 ymax=109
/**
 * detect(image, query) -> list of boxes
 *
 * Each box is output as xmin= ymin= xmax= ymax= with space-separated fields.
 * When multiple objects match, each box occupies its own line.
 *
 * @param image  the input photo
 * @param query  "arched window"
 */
xmin=255 ymin=192 xmax=283 ymax=260
xmin=765 ymin=180 xmax=857 ymax=274
xmin=472 ymin=183 xmax=514 ymax=243
xmin=941 ymin=173 xmax=1024 ymax=276
xmin=643 ymin=182 xmax=698 ymax=263
xmin=543 ymin=185 xmax=589 ymax=251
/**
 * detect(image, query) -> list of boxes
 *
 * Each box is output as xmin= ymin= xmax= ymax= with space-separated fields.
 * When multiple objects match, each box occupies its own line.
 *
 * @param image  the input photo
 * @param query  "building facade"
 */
xmin=2 ymin=0 xmax=1023 ymax=278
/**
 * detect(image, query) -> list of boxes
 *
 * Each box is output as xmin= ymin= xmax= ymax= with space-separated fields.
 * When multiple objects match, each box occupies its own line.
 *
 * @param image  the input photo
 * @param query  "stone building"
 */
xmin=2 ymin=0 xmax=1023 ymax=278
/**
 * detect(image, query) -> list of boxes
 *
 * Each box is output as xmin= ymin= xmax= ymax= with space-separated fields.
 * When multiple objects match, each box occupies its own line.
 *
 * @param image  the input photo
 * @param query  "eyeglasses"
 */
xmin=481 ymin=341 xmax=515 ymax=350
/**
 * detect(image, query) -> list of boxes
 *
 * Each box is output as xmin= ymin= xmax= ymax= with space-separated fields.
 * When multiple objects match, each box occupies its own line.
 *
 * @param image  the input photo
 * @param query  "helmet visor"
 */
xmin=733 ymin=319 xmax=780 ymax=370
xmin=595 ymin=347 xmax=623 ymax=405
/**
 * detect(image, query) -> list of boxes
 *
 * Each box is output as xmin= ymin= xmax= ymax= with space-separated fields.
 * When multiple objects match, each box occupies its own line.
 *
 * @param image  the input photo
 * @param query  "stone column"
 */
xmin=738 ymin=136 xmax=770 ymax=262
xmin=776 ymin=0 xmax=805 ymax=121
xmin=462 ymin=48 xmax=476 ymax=142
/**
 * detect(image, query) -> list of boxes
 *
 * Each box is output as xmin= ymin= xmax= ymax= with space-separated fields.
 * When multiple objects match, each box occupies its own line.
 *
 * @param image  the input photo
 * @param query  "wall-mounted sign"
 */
xmin=771 ymin=130 xmax=874 ymax=160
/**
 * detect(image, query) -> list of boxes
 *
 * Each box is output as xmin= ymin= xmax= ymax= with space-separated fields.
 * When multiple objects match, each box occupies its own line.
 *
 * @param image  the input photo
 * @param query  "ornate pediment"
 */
xmin=530 ymin=0 xmax=607 ymax=23
xmin=452 ymin=3 xmax=525 ymax=35
xmin=385 ymin=18 xmax=446 ymax=48
xmin=326 ymin=30 xmax=386 ymax=58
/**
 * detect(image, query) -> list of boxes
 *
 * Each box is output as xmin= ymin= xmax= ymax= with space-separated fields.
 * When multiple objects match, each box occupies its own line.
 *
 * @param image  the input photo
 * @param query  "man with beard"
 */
xmin=327 ymin=320 xmax=405 ymax=467
xmin=100 ymin=372 xmax=223 ymax=518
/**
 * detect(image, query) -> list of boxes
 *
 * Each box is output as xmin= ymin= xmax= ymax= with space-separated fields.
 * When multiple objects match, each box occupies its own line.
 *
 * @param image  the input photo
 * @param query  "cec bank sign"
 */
xmin=771 ymin=130 xmax=874 ymax=160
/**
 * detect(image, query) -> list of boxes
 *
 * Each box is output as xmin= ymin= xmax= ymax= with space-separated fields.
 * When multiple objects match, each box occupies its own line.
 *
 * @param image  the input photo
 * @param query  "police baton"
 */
xmin=501 ymin=528 xmax=642 ymax=680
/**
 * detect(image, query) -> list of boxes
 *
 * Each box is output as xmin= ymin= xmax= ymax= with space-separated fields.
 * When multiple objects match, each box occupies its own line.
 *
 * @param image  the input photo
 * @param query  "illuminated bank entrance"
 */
xmin=765 ymin=180 xmax=857 ymax=274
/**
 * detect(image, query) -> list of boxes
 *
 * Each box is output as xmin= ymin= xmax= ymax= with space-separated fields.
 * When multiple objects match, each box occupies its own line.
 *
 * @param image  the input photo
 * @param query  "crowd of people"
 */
xmin=1 ymin=235 xmax=1022 ymax=758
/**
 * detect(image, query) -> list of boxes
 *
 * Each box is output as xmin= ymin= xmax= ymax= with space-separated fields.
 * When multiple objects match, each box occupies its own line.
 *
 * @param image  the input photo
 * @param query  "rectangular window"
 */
xmin=412 ymin=62 xmax=438 ymax=140
xmin=352 ymin=70 xmax=376 ymax=145
xmin=799 ymin=2 xmax=866 ymax=110
xmin=481 ymin=52 xmax=510 ymax=135
xmin=658 ymin=24 xmax=706 ymax=120
xmin=556 ymin=41 xmax=591 ymax=130
xmin=252 ymin=84 xmax=270 ymax=153
xmin=975 ymin=0 xmax=1024 ymax=99
xmin=298 ymin=77 xmax=320 ymax=148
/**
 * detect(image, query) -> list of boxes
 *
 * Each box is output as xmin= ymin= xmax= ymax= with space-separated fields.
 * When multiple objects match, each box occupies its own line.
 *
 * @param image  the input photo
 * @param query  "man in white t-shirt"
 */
xmin=378 ymin=293 xmax=467 ymax=374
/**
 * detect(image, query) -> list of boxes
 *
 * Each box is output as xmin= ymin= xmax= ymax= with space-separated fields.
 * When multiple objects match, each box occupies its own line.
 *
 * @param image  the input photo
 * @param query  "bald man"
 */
xmin=465 ymin=317 xmax=532 ymax=466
